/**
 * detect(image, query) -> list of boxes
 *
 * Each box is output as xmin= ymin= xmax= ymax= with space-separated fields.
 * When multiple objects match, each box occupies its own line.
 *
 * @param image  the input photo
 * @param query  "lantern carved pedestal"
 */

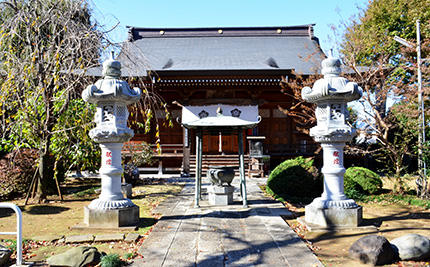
xmin=301 ymin=57 xmax=363 ymax=228
xmin=81 ymin=55 xmax=141 ymax=228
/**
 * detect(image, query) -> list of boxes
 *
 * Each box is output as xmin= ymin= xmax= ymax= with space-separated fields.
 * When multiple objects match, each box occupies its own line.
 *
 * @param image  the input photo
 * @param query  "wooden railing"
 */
xmin=122 ymin=142 xmax=320 ymax=175
xmin=123 ymin=142 xmax=184 ymax=175
xmin=123 ymin=142 xmax=183 ymax=156
xmin=152 ymin=144 xmax=183 ymax=156
xmin=267 ymin=143 xmax=320 ymax=156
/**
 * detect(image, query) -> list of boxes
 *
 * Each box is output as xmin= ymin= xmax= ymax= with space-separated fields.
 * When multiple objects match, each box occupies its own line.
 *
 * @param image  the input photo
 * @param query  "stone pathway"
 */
xmin=131 ymin=177 xmax=323 ymax=267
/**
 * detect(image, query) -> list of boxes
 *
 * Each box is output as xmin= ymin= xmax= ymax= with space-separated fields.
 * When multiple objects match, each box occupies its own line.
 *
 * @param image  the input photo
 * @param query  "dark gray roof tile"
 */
xmin=88 ymin=25 xmax=326 ymax=77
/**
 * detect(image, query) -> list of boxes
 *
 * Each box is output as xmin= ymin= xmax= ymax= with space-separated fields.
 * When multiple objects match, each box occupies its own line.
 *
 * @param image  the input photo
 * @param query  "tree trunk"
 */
xmin=35 ymin=153 xmax=47 ymax=203
xmin=395 ymin=159 xmax=402 ymax=178
xmin=374 ymin=84 xmax=387 ymax=119
xmin=419 ymin=177 xmax=429 ymax=198
xmin=426 ymin=180 xmax=430 ymax=198
xmin=393 ymin=156 xmax=404 ymax=194
xmin=34 ymin=141 xmax=54 ymax=203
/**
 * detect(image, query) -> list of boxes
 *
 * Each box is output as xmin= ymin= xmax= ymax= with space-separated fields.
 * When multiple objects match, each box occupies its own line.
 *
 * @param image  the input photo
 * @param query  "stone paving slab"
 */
xmin=94 ymin=233 xmax=125 ymax=242
xmin=132 ymin=177 xmax=323 ymax=267
xmin=162 ymin=217 xmax=199 ymax=266
xmin=125 ymin=233 xmax=140 ymax=243
xmin=65 ymin=234 xmax=94 ymax=243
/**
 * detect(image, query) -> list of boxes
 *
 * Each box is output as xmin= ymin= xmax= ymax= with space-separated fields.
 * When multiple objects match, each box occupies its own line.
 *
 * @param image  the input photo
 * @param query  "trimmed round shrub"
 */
xmin=266 ymin=156 xmax=322 ymax=198
xmin=344 ymin=177 xmax=366 ymax=200
xmin=344 ymin=167 xmax=382 ymax=196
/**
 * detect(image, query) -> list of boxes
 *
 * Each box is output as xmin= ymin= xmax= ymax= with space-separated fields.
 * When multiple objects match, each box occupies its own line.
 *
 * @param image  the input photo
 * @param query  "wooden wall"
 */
xmin=130 ymin=75 xmax=317 ymax=158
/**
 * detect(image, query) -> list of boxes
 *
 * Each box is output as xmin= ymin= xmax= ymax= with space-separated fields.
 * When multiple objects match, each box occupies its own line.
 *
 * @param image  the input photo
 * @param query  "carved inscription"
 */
xmin=333 ymin=151 xmax=340 ymax=165
xmin=106 ymin=151 xmax=112 ymax=165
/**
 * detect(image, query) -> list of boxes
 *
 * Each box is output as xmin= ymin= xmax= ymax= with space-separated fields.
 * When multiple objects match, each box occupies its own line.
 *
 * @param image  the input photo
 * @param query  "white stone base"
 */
xmin=208 ymin=185 xmax=234 ymax=206
xmin=305 ymin=204 xmax=362 ymax=227
xmin=84 ymin=205 xmax=139 ymax=228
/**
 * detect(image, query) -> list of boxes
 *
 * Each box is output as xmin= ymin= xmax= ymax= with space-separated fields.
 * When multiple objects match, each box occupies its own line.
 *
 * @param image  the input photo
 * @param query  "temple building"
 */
xmin=106 ymin=24 xmax=326 ymax=175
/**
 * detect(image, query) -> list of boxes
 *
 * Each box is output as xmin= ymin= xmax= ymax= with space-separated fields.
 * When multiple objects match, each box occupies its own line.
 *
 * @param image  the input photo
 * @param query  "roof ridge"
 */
xmin=126 ymin=24 xmax=315 ymax=30
xmin=127 ymin=25 xmax=316 ymax=41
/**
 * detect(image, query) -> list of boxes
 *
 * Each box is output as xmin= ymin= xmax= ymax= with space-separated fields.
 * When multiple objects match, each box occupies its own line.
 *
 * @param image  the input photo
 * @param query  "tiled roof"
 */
xmin=89 ymin=25 xmax=326 ymax=77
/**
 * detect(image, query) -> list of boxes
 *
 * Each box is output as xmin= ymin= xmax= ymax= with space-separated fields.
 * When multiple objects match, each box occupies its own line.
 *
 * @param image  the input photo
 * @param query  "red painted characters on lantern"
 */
xmin=333 ymin=151 xmax=340 ymax=165
xmin=106 ymin=151 xmax=112 ymax=165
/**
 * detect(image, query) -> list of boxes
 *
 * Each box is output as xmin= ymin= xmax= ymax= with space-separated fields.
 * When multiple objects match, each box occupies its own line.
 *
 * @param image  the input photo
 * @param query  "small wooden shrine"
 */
xmin=181 ymin=104 xmax=260 ymax=207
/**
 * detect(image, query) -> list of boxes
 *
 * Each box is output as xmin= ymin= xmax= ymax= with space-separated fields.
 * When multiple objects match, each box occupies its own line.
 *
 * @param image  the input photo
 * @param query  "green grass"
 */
xmin=260 ymin=184 xmax=430 ymax=209
xmin=362 ymin=193 xmax=430 ymax=209
xmin=123 ymin=252 xmax=136 ymax=260
xmin=1 ymin=238 xmax=30 ymax=253
xmin=2 ymin=239 xmax=17 ymax=253
xmin=100 ymin=253 xmax=123 ymax=267
xmin=73 ymin=187 xmax=99 ymax=197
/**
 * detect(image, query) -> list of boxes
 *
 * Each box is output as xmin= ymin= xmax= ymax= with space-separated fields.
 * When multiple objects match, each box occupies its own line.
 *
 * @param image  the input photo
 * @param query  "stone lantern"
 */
xmin=81 ymin=53 xmax=141 ymax=228
xmin=301 ymin=56 xmax=363 ymax=227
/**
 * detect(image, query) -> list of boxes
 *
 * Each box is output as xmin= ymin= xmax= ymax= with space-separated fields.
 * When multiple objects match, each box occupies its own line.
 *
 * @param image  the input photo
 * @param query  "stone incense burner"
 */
xmin=208 ymin=166 xmax=235 ymax=186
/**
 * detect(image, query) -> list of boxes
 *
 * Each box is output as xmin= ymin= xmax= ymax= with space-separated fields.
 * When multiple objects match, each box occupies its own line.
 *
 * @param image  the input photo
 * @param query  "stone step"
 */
xmin=189 ymin=155 xmax=250 ymax=175
xmin=65 ymin=235 xmax=95 ymax=243
xmin=94 ymin=234 xmax=125 ymax=242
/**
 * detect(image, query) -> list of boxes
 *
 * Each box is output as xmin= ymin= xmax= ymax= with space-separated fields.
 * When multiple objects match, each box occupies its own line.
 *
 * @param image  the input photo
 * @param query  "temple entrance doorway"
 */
xmin=202 ymin=133 xmax=241 ymax=154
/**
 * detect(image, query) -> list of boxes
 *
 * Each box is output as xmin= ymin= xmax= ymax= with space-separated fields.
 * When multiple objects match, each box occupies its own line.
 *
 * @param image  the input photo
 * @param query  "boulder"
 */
xmin=46 ymin=246 xmax=101 ymax=267
xmin=349 ymin=235 xmax=395 ymax=265
xmin=0 ymin=244 xmax=12 ymax=266
xmin=391 ymin=234 xmax=430 ymax=261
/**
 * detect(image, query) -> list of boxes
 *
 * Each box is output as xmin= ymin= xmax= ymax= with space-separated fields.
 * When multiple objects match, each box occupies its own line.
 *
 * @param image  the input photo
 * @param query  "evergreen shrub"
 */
xmin=344 ymin=177 xmax=366 ymax=200
xmin=266 ymin=156 xmax=322 ymax=199
xmin=344 ymin=167 xmax=382 ymax=196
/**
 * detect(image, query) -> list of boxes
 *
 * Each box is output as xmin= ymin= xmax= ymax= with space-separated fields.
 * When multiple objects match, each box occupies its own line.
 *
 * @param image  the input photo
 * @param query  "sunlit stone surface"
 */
xmin=302 ymin=56 xmax=363 ymax=227
xmin=81 ymin=54 xmax=141 ymax=227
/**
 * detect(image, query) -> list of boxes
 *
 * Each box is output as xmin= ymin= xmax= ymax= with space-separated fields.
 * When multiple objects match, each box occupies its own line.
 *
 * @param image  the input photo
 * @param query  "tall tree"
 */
xmin=340 ymin=0 xmax=430 ymax=194
xmin=279 ymin=73 xmax=318 ymax=136
xmin=0 ymin=0 xmax=102 ymax=202
xmin=0 ymin=0 xmax=170 ymax=202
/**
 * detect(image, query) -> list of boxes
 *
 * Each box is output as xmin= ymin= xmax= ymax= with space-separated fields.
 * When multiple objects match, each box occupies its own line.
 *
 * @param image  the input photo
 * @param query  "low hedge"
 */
xmin=266 ymin=156 xmax=322 ymax=199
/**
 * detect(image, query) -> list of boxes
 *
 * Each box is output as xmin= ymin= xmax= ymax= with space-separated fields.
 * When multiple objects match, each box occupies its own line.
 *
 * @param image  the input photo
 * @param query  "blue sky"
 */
xmin=90 ymin=0 xmax=368 ymax=56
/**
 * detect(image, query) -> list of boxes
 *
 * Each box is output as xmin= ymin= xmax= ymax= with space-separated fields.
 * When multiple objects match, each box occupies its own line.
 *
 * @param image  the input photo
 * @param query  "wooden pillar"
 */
xmin=218 ymin=131 xmax=222 ymax=153
xmin=238 ymin=129 xmax=248 ymax=207
xmin=157 ymin=160 xmax=163 ymax=176
xmin=198 ymin=130 xmax=203 ymax=201
xmin=195 ymin=129 xmax=203 ymax=208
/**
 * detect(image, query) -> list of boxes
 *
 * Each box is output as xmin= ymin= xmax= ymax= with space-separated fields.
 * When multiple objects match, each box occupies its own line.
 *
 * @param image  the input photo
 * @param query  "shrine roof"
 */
xmin=85 ymin=25 xmax=325 ymax=77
